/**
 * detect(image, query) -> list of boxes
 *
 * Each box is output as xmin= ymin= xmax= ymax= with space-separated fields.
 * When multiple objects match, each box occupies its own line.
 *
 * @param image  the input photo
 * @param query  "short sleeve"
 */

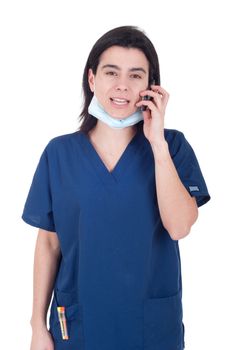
xmin=21 ymin=144 xmax=56 ymax=231
xmin=171 ymin=131 xmax=211 ymax=208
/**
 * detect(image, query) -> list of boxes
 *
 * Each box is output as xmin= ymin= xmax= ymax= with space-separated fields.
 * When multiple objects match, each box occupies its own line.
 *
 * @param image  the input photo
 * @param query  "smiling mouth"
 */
xmin=110 ymin=97 xmax=130 ymax=105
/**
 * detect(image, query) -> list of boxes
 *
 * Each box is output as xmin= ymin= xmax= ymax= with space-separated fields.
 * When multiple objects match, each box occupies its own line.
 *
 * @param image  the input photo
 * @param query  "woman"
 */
xmin=22 ymin=26 xmax=211 ymax=350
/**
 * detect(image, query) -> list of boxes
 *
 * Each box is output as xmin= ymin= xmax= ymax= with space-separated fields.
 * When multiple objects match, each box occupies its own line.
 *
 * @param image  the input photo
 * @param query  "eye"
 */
xmin=106 ymin=71 xmax=117 ymax=76
xmin=131 ymin=74 xmax=142 ymax=79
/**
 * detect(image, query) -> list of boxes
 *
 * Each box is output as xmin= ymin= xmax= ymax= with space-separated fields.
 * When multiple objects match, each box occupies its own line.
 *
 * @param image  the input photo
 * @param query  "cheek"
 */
xmin=98 ymin=80 xmax=112 ymax=95
xmin=132 ymin=87 xmax=145 ymax=101
xmin=132 ymin=80 xmax=148 ymax=93
xmin=94 ymin=82 xmax=107 ymax=97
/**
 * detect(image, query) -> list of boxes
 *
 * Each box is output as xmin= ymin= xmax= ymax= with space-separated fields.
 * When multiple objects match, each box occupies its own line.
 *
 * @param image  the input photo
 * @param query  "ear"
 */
xmin=88 ymin=68 xmax=95 ymax=92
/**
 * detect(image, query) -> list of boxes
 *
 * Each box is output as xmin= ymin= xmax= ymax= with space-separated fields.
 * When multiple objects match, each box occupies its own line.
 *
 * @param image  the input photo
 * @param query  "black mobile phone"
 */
xmin=141 ymin=79 xmax=156 ymax=111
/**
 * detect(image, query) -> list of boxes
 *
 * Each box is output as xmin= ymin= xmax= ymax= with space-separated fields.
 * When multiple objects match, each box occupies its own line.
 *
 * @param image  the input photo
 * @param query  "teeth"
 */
xmin=111 ymin=98 xmax=129 ymax=104
xmin=114 ymin=98 xmax=128 ymax=102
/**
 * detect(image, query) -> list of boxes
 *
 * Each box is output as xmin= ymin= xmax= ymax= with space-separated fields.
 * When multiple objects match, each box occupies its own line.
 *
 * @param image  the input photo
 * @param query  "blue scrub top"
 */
xmin=22 ymin=128 xmax=211 ymax=350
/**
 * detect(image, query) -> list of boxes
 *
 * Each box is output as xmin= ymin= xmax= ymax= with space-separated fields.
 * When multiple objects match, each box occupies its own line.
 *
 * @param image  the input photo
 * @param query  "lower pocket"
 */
xmin=143 ymin=290 xmax=184 ymax=350
xmin=49 ymin=289 xmax=85 ymax=350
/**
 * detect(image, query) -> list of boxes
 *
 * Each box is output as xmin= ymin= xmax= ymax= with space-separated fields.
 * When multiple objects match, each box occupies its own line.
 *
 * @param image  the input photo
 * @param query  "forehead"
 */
xmin=98 ymin=46 xmax=149 ymax=69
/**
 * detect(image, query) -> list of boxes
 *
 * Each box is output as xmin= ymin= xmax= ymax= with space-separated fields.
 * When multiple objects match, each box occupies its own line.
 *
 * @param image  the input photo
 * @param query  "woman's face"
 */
xmin=88 ymin=45 xmax=149 ymax=119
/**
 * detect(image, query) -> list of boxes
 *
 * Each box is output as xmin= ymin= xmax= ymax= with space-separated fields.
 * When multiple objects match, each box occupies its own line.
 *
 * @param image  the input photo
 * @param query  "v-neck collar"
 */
xmin=78 ymin=129 xmax=145 ymax=185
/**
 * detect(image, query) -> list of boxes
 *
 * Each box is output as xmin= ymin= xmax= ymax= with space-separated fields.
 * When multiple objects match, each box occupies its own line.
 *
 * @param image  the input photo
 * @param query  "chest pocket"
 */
xmin=143 ymin=289 xmax=185 ymax=349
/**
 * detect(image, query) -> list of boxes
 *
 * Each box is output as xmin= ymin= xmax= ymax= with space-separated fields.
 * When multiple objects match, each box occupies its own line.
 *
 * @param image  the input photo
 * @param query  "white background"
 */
xmin=0 ymin=0 xmax=231 ymax=349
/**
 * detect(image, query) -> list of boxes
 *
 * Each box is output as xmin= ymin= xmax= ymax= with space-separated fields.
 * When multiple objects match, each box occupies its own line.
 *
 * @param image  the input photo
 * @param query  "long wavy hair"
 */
xmin=77 ymin=25 xmax=160 ymax=135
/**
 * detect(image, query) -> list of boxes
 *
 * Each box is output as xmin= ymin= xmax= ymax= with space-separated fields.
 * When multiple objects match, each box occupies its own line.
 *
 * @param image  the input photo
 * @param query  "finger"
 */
xmin=150 ymin=85 xmax=169 ymax=96
xmin=136 ymin=99 xmax=157 ymax=110
xmin=151 ymin=85 xmax=169 ymax=105
xmin=139 ymin=91 xmax=162 ymax=108
xmin=138 ymin=92 xmax=163 ymax=109
xmin=139 ymin=90 xmax=156 ymax=98
xmin=139 ymin=85 xmax=168 ymax=99
xmin=154 ymin=94 xmax=163 ymax=109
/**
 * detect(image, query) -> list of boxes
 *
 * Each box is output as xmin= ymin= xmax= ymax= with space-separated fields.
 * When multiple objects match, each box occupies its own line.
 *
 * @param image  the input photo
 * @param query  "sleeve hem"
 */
xmin=190 ymin=192 xmax=211 ymax=208
xmin=21 ymin=214 xmax=56 ymax=232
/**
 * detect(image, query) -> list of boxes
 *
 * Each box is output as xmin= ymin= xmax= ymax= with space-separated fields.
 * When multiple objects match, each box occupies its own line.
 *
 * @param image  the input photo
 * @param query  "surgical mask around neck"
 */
xmin=88 ymin=95 xmax=143 ymax=129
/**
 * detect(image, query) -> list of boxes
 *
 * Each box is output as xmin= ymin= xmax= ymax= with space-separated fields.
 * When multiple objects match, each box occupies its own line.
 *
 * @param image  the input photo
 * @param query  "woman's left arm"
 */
xmin=151 ymin=140 xmax=198 ymax=240
xmin=136 ymin=85 xmax=198 ymax=240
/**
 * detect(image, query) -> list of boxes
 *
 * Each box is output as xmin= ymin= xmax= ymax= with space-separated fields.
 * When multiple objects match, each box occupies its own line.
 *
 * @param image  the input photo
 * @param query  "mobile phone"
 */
xmin=141 ymin=79 xmax=156 ymax=111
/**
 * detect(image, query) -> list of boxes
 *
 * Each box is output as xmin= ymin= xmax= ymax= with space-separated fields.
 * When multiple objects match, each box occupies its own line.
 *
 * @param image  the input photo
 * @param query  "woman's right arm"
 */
xmin=30 ymin=228 xmax=61 ymax=350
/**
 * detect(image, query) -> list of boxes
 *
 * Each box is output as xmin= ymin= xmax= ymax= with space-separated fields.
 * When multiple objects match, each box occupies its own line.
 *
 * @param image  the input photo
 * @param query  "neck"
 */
xmin=88 ymin=121 xmax=138 ymax=148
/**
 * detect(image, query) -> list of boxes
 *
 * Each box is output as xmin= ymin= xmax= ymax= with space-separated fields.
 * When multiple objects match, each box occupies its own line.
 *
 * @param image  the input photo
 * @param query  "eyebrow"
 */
xmin=101 ymin=64 xmax=147 ymax=74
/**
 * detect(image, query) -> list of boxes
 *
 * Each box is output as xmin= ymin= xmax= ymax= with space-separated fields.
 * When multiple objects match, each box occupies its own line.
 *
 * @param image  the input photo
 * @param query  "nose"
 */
xmin=115 ymin=85 xmax=128 ymax=92
xmin=115 ymin=77 xmax=128 ymax=92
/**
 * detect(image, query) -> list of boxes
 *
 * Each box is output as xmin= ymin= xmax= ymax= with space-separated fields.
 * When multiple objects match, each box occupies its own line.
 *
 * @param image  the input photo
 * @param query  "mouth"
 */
xmin=110 ymin=97 xmax=130 ymax=106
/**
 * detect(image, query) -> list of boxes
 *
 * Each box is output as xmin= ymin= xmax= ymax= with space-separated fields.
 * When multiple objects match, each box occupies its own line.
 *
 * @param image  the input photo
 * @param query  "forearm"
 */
xmin=30 ymin=230 xmax=61 ymax=330
xmin=151 ymin=140 xmax=198 ymax=240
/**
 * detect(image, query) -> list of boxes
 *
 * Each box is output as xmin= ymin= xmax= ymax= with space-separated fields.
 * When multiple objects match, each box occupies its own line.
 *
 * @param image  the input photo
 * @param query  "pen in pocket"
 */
xmin=57 ymin=306 xmax=69 ymax=340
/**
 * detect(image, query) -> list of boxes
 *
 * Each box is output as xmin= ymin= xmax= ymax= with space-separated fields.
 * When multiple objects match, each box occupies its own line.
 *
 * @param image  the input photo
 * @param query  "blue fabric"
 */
xmin=22 ymin=128 xmax=211 ymax=350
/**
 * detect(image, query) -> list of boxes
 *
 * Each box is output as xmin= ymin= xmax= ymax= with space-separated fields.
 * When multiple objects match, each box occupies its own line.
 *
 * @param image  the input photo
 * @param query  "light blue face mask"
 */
xmin=88 ymin=95 xmax=144 ymax=129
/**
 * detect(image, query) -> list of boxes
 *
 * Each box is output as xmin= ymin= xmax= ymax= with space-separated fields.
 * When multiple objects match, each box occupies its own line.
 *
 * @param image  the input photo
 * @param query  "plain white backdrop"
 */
xmin=1 ymin=0 xmax=231 ymax=348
